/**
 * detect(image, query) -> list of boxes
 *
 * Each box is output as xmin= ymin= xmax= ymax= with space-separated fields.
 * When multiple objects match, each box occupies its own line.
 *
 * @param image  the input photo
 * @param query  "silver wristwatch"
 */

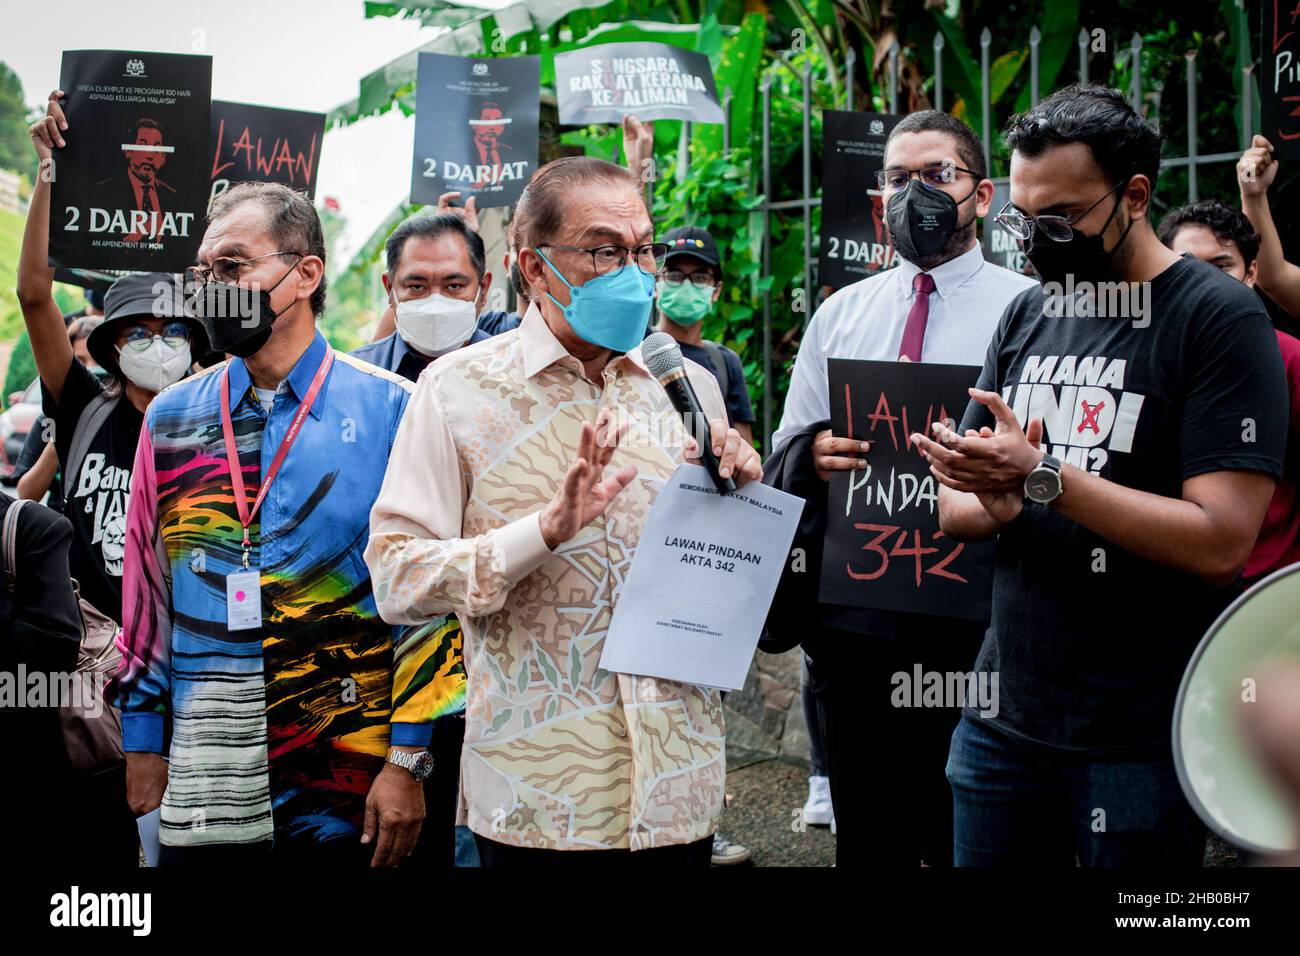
xmin=386 ymin=747 xmax=434 ymax=780
xmin=1024 ymin=452 xmax=1063 ymax=504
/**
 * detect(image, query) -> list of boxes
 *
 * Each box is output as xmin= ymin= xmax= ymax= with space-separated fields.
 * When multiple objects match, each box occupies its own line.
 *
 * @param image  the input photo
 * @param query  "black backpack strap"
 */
xmin=3 ymin=498 xmax=29 ymax=593
xmin=62 ymin=392 xmax=119 ymax=500
xmin=699 ymin=339 xmax=731 ymax=400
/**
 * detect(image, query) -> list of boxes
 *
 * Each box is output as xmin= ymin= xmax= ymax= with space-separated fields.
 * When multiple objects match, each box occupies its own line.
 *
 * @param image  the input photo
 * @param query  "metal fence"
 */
xmin=719 ymin=28 xmax=1260 ymax=452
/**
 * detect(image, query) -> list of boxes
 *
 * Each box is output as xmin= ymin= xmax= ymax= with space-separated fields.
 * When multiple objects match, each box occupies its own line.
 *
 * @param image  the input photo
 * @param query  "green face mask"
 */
xmin=658 ymin=279 xmax=715 ymax=325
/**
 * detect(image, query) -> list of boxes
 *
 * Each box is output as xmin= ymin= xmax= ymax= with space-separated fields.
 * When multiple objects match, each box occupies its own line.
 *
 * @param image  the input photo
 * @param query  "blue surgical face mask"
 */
xmin=535 ymin=249 xmax=655 ymax=354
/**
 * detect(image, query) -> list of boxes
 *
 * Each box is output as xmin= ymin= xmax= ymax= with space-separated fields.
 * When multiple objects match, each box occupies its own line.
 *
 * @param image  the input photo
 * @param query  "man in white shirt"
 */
xmin=772 ymin=111 xmax=1036 ymax=867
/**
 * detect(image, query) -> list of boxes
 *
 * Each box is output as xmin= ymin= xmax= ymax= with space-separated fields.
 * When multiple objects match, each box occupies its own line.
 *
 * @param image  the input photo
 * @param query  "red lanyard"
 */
xmin=219 ymin=348 xmax=334 ymax=566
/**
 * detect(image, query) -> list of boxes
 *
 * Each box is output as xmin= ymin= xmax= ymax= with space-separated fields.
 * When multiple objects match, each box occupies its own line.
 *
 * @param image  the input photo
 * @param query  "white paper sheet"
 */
xmin=598 ymin=464 xmax=803 ymax=690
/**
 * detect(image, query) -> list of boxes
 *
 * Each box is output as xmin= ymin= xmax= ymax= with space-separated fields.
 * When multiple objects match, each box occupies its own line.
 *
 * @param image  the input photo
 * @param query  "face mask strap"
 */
xmin=897 ymin=177 xmax=974 ymax=205
xmin=1067 ymin=177 xmax=1130 ymax=250
xmin=258 ymin=258 xmax=303 ymax=322
xmin=533 ymin=248 xmax=576 ymax=315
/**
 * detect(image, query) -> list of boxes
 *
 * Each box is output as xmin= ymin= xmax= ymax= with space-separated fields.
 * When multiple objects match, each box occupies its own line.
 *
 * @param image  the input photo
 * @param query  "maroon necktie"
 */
xmin=898 ymin=271 xmax=935 ymax=362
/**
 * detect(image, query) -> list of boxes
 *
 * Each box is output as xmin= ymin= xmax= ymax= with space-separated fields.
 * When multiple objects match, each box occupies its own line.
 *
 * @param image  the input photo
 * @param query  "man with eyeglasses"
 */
xmin=118 ymin=180 xmax=440 ymax=867
xmin=653 ymin=226 xmax=755 ymax=446
xmin=353 ymin=212 xmax=499 ymax=383
xmin=912 ymin=85 xmax=1289 ymax=867
xmin=769 ymin=110 xmax=1036 ymax=869
xmin=367 ymin=155 xmax=761 ymax=867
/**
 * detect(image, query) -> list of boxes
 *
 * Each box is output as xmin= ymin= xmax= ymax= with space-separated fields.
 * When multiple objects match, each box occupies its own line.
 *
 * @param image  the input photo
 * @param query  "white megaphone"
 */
xmin=1173 ymin=562 xmax=1300 ymax=856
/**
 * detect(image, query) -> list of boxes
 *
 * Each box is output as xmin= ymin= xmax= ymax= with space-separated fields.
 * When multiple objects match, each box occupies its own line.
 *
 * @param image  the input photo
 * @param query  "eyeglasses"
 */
xmin=876 ymin=164 xmax=979 ymax=192
xmin=538 ymin=243 xmax=671 ymax=277
xmin=122 ymin=321 xmax=191 ymax=352
xmin=185 ymin=251 xmax=303 ymax=287
xmin=660 ymin=270 xmax=715 ymax=288
xmin=994 ymin=180 xmax=1127 ymax=245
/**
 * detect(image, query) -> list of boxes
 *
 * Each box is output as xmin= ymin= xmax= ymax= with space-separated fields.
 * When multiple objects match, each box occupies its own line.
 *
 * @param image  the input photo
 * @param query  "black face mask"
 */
xmin=886 ymin=179 xmax=976 ymax=263
xmin=1025 ymin=184 xmax=1135 ymax=287
xmin=190 ymin=264 xmax=295 ymax=359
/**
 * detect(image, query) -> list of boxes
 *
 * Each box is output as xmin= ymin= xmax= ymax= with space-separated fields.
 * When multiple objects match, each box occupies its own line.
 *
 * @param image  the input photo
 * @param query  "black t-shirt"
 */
xmin=959 ymin=255 xmax=1288 ymax=755
xmin=678 ymin=340 xmax=756 ymax=427
xmin=41 ymin=358 xmax=143 ymax=623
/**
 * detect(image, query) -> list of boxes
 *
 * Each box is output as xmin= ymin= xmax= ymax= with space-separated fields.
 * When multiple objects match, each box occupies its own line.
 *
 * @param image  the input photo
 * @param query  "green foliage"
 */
xmin=693 ymin=11 xmax=766 ymax=155
xmin=0 ymin=62 xmax=31 ymax=175
xmin=1012 ymin=0 xmax=1080 ymax=113
xmin=319 ymin=201 xmax=387 ymax=352
xmin=3 ymin=330 xmax=36 ymax=407
xmin=353 ymin=1 xmax=1300 ymax=440
xmin=0 ymin=207 xmax=27 ymax=345
xmin=648 ymin=45 xmax=837 ymax=441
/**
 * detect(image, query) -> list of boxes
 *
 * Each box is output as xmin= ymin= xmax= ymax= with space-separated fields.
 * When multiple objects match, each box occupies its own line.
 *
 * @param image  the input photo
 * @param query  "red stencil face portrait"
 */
xmin=470 ymin=104 xmax=509 ymax=151
xmin=126 ymin=119 xmax=167 ymax=186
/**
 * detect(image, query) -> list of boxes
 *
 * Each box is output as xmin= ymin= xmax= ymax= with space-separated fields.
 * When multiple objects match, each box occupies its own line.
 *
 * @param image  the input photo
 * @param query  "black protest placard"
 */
xmin=410 ymin=54 xmax=539 ymax=209
xmin=49 ymin=50 xmax=211 ymax=273
xmin=817 ymin=111 xmax=901 ymax=289
xmin=210 ymin=101 xmax=325 ymax=208
xmin=1261 ymin=0 xmax=1300 ymax=159
xmin=980 ymin=177 xmax=1034 ymax=276
xmin=554 ymin=43 xmax=724 ymax=125
xmin=818 ymin=359 xmax=995 ymax=620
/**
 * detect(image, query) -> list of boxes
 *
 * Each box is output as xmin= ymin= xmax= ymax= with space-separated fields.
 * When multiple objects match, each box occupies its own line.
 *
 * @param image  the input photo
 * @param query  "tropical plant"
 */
xmin=336 ymin=0 xmax=1300 ymax=442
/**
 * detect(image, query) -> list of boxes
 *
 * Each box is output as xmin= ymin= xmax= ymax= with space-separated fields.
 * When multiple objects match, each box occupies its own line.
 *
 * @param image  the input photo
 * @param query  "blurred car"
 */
xmin=0 ymin=379 xmax=41 ymax=481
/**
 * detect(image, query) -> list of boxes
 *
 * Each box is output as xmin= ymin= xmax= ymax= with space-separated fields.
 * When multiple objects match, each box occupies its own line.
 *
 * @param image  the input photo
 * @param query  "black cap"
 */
xmin=661 ymin=225 xmax=720 ymax=270
xmin=87 ymin=272 xmax=209 ymax=379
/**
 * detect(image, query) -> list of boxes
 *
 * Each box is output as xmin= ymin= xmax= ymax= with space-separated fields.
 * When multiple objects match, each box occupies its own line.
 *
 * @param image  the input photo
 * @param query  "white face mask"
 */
xmin=116 ymin=338 xmax=192 ymax=393
xmin=394 ymin=293 xmax=479 ymax=358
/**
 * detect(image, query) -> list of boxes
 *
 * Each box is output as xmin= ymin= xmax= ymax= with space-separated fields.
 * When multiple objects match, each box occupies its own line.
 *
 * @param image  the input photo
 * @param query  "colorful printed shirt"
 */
xmin=117 ymin=330 xmax=431 ymax=848
xmin=365 ymin=304 xmax=730 ymax=852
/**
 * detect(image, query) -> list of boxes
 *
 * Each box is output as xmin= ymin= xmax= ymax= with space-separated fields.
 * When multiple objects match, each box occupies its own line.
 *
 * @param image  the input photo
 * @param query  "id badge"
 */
xmin=226 ymin=569 xmax=262 ymax=631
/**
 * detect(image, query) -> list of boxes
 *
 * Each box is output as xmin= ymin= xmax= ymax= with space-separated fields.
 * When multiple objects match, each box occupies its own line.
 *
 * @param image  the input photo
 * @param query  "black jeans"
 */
xmin=801 ymin=652 xmax=831 ymax=778
xmin=808 ymin=617 xmax=984 ymax=868
xmin=474 ymin=834 xmax=713 ymax=868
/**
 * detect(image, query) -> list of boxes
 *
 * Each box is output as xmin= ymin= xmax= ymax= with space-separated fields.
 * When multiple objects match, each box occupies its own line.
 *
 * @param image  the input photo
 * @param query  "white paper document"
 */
xmin=598 ymin=464 xmax=803 ymax=690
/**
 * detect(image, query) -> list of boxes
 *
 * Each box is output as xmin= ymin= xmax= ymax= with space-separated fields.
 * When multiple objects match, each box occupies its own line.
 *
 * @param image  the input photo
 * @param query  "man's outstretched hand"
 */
xmin=539 ymin=410 xmax=637 ymax=549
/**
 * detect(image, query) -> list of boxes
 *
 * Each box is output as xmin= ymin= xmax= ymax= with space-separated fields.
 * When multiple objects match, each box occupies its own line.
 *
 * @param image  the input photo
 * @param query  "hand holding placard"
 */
xmin=29 ymin=89 xmax=68 ymax=160
xmin=818 ymin=359 xmax=996 ymax=620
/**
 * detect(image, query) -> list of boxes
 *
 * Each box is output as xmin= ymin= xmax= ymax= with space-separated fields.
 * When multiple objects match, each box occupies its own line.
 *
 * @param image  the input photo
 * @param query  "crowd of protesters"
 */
xmin=3 ymin=83 xmax=1299 ymax=869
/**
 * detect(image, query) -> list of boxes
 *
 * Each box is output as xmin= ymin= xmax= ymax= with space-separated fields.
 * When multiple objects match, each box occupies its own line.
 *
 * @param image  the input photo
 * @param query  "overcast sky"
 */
xmin=2 ymin=0 xmax=496 ymax=265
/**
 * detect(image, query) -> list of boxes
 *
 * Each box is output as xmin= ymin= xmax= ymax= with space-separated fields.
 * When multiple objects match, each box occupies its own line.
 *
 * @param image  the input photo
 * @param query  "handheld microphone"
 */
xmin=642 ymin=332 xmax=737 ymax=495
